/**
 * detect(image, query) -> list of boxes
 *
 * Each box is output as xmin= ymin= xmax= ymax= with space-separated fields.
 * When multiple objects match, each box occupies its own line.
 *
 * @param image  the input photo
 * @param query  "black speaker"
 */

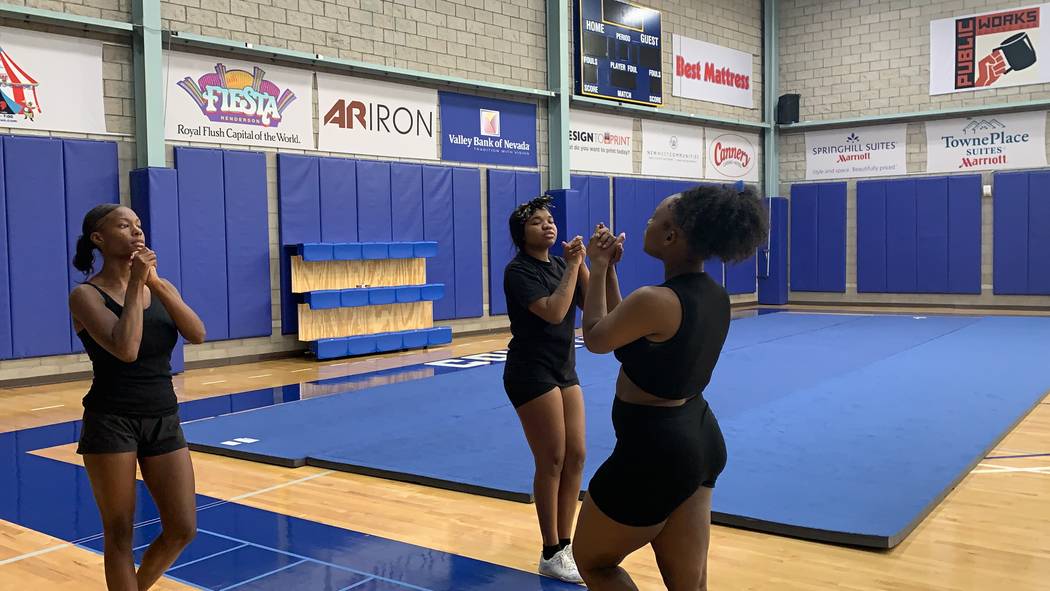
xmin=776 ymin=94 xmax=800 ymax=124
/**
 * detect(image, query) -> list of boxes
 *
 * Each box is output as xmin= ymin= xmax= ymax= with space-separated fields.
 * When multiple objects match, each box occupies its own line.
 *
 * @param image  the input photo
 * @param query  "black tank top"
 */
xmin=613 ymin=273 xmax=730 ymax=400
xmin=77 ymin=283 xmax=179 ymax=417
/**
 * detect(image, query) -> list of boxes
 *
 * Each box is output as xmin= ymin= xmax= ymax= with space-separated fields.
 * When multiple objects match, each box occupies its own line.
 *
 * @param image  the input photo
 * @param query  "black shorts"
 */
xmin=77 ymin=409 xmax=187 ymax=457
xmin=587 ymin=395 xmax=727 ymax=527
xmin=504 ymin=378 xmax=581 ymax=409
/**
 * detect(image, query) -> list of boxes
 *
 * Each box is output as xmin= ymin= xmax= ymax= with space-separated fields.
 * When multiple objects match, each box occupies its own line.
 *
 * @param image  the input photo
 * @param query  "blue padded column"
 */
xmin=277 ymin=155 xmax=321 ymax=334
xmin=5 ymin=136 xmax=70 ymax=357
xmin=452 ymin=167 xmax=483 ymax=318
xmin=391 ymin=163 xmax=424 ymax=242
xmin=613 ymin=177 xmax=640 ymax=295
xmin=885 ymin=179 xmax=917 ymax=293
xmin=223 ymin=150 xmax=271 ymax=339
xmin=319 ymin=157 xmax=358 ymax=243
xmin=948 ymin=175 xmax=981 ymax=294
xmin=175 ymin=148 xmax=229 ymax=341
xmin=916 ymin=177 xmax=949 ymax=294
xmin=992 ymin=171 xmax=1028 ymax=295
xmin=856 ymin=180 xmax=887 ymax=293
xmin=817 ymin=182 xmax=847 ymax=292
xmin=131 ymin=167 xmax=184 ymax=373
xmin=587 ymin=176 xmax=611 ymax=231
xmin=789 ymin=184 xmax=819 ymax=291
xmin=63 ymin=140 xmax=119 ymax=353
xmin=487 ymin=170 xmax=517 ymax=316
xmin=0 ymin=140 xmax=8 ymax=359
xmin=356 ymin=161 xmax=392 ymax=242
xmin=758 ymin=197 xmax=788 ymax=305
xmin=637 ymin=179 xmax=662 ymax=288
xmin=423 ymin=166 xmax=456 ymax=320
xmin=1028 ymin=171 xmax=1050 ymax=294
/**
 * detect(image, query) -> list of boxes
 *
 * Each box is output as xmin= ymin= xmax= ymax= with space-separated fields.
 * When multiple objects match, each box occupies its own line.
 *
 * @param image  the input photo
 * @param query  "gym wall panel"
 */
xmin=391 ymin=164 xmax=425 ymax=242
xmin=423 ymin=166 xmax=456 ymax=321
xmin=915 ymin=177 xmax=949 ymax=294
xmin=486 ymin=170 xmax=518 ymax=316
xmin=452 ymin=167 xmax=483 ymax=318
xmin=0 ymin=140 xmax=9 ymax=358
xmin=789 ymin=184 xmax=819 ymax=291
xmin=6 ymin=137 xmax=71 ymax=358
xmin=725 ymin=256 xmax=756 ymax=294
xmin=175 ymin=148 xmax=229 ymax=341
xmin=947 ymin=175 xmax=981 ymax=295
xmin=885 ymin=179 xmax=918 ymax=293
xmin=63 ymin=140 xmax=119 ymax=353
xmin=817 ymin=182 xmax=847 ymax=292
xmin=356 ymin=161 xmax=392 ymax=242
xmin=319 ymin=157 xmax=358 ymax=243
xmin=992 ymin=172 xmax=1028 ymax=295
xmin=613 ymin=177 xmax=641 ymax=295
xmin=222 ymin=150 xmax=271 ymax=339
xmin=278 ymin=155 xmax=321 ymax=334
xmin=856 ymin=180 xmax=887 ymax=293
xmin=1027 ymin=171 xmax=1050 ymax=295
xmin=758 ymin=197 xmax=789 ymax=305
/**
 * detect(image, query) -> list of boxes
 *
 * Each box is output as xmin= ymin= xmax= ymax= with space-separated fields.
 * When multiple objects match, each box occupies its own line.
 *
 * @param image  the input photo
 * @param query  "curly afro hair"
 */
xmin=670 ymin=184 xmax=768 ymax=263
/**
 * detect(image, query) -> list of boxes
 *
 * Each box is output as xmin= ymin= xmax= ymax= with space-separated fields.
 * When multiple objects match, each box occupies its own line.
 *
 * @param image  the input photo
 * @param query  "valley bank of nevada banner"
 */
xmin=926 ymin=112 xmax=1047 ymax=173
xmin=439 ymin=92 xmax=537 ymax=167
xmin=165 ymin=52 xmax=312 ymax=149
xmin=930 ymin=4 xmax=1050 ymax=94
xmin=318 ymin=73 xmax=438 ymax=160
xmin=804 ymin=124 xmax=908 ymax=180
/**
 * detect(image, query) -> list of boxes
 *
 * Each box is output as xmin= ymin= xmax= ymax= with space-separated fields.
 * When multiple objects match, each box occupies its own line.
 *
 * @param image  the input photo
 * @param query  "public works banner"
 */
xmin=931 ymin=4 xmax=1050 ymax=94
xmin=0 ymin=27 xmax=106 ymax=134
xmin=439 ymin=91 xmax=537 ymax=167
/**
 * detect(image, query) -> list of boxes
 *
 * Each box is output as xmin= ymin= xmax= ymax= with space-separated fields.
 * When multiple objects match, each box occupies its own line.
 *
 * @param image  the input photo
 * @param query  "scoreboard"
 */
xmin=574 ymin=0 xmax=663 ymax=107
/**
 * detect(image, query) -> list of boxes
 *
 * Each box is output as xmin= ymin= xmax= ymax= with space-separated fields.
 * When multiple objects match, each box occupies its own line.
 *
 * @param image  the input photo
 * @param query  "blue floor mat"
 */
xmin=184 ymin=314 xmax=1050 ymax=547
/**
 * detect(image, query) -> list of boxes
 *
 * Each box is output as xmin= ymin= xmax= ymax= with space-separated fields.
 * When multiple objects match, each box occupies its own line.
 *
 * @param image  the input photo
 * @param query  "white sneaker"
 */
xmin=539 ymin=545 xmax=584 ymax=584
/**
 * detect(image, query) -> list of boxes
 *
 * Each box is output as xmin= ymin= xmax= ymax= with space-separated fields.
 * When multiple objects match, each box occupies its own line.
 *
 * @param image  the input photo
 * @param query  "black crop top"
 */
xmin=77 ymin=283 xmax=179 ymax=417
xmin=614 ymin=273 xmax=730 ymax=400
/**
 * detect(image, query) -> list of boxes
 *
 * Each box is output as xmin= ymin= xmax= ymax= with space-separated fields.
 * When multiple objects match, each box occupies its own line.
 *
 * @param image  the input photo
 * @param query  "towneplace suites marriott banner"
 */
xmin=926 ymin=112 xmax=1047 ymax=172
xmin=804 ymin=124 xmax=907 ymax=180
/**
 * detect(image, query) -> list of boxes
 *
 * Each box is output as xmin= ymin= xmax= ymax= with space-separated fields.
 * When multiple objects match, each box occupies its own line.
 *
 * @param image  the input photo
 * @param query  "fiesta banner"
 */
xmin=439 ymin=91 xmax=537 ymax=167
xmin=930 ymin=4 xmax=1050 ymax=94
xmin=672 ymin=35 xmax=754 ymax=108
xmin=318 ymin=73 xmax=437 ymax=160
xmin=926 ymin=112 xmax=1047 ymax=172
xmin=0 ymin=27 xmax=106 ymax=134
xmin=568 ymin=109 xmax=633 ymax=174
xmin=165 ymin=52 xmax=313 ymax=149
xmin=704 ymin=128 xmax=759 ymax=181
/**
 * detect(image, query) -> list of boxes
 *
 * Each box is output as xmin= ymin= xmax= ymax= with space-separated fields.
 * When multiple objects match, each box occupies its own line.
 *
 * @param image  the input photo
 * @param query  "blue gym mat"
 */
xmin=184 ymin=313 xmax=1050 ymax=548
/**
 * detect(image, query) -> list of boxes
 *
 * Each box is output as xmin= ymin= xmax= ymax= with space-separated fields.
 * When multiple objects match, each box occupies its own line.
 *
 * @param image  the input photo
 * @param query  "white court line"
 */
xmin=226 ymin=470 xmax=334 ymax=502
xmin=972 ymin=463 xmax=1050 ymax=475
xmin=0 ymin=542 xmax=71 ymax=566
xmin=29 ymin=404 xmax=63 ymax=411
xmin=246 ymin=374 xmax=272 ymax=379
xmin=325 ymin=363 xmax=348 ymax=367
xmin=202 ymin=380 xmax=227 ymax=385
xmin=290 ymin=368 xmax=314 ymax=373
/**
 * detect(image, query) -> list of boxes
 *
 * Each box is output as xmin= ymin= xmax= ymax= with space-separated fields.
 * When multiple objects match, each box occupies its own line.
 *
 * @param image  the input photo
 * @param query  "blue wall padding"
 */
xmin=423 ymin=166 xmax=456 ymax=320
xmin=319 ymin=157 xmax=357 ymax=243
xmin=335 ymin=243 xmax=362 ymax=259
xmin=817 ymin=182 xmax=847 ymax=292
xmin=885 ymin=179 xmax=918 ymax=293
xmin=6 ymin=137 xmax=70 ymax=357
xmin=391 ymin=164 xmax=424 ymax=242
xmin=222 ymin=150 xmax=271 ymax=339
xmin=0 ymin=141 xmax=8 ymax=358
xmin=789 ymin=184 xmax=819 ymax=291
xmin=175 ymin=148 xmax=229 ymax=342
xmin=356 ymin=161 xmax=392 ymax=242
xmin=63 ymin=140 xmax=118 ymax=353
xmin=758 ymin=197 xmax=788 ymax=305
xmin=859 ymin=175 xmax=982 ymax=295
xmin=612 ymin=177 xmax=639 ymax=296
xmin=362 ymin=243 xmax=389 ymax=259
xmin=948 ymin=175 xmax=981 ymax=295
xmin=302 ymin=243 xmax=335 ymax=261
xmin=452 ymin=167 xmax=483 ymax=318
xmin=1028 ymin=171 xmax=1050 ymax=294
xmin=856 ymin=180 xmax=887 ymax=293
xmin=487 ymin=170 xmax=517 ymax=316
xmin=725 ymin=256 xmax=756 ymax=294
xmin=915 ymin=177 xmax=949 ymax=294
xmin=308 ymin=327 xmax=453 ymax=359
xmin=585 ymin=176 xmax=611 ymax=231
xmin=790 ymin=182 xmax=846 ymax=292
xmin=637 ymin=179 xmax=663 ymax=288
xmin=131 ymin=167 xmax=184 ymax=373
xmin=706 ymin=258 xmax=725 ymax=286
xmin=515 ymin=171 xmax=541 ymax=202
xmin=993 ymin=172 xmax=1028 ymax=294
xmin=277 ymin=155 xmax=320 ymax=335
xmin=389 ymin=243 xmax=415 ymax=258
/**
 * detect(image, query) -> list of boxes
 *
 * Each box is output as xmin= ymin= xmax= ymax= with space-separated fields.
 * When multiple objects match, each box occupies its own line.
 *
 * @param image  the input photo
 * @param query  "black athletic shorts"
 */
xmin=76 ymin=409 xmax=187 ymax=457
xmin=587 ymin=395 xmax=727 ymax=527
xmin=503 ymin=378 xmax=580 ymax=409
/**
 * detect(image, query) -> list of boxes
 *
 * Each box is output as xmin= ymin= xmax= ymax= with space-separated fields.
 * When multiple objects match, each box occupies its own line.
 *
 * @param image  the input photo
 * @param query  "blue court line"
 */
xmin=165 ymin=543 xmax=250 ymax=573
xmin=985 ymin=453 xmax=1050 ymax=460
xmin=341 ymin=578 xmax=378 ymax=590
xmin=220 ymin=559 xmax=307 ymax=590
xmin=74 ymin=543 xmax=209 ymax=591
xmin=197 ymin=528 xmax=433 ymax=591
